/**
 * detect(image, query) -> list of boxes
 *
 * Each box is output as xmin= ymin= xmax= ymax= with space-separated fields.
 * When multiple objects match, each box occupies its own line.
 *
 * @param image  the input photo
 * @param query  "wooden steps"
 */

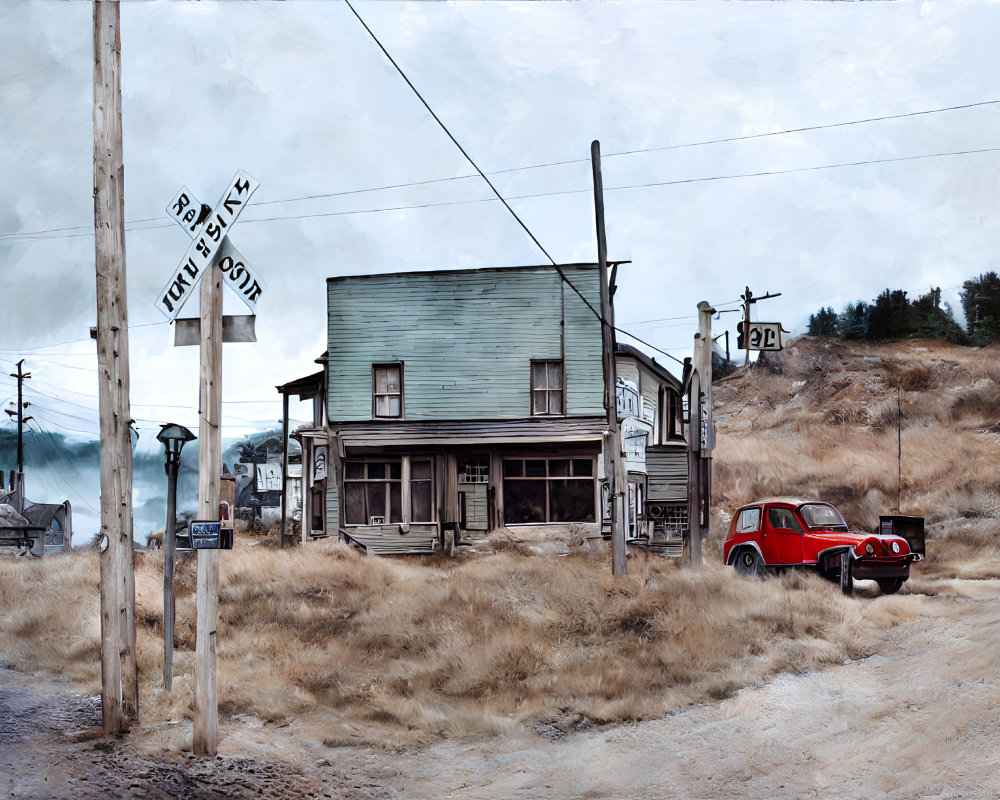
xmin=339 ymin=524 xmax=439 ymax=556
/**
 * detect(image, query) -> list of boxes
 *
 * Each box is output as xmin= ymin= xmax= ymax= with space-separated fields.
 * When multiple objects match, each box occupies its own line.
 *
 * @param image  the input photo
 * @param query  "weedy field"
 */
xmin=2 ymin=540 xmax=900 ymax=747
xmin=1 ymin=337 xmax=998 ymax=749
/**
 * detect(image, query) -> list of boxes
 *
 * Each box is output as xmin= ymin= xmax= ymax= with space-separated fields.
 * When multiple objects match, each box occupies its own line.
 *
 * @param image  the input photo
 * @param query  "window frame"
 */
xmin=502 ymin=456 xmax=596 ymax=524
xmin=372 ymin=362 xmax=404 ymax=419
xmin=342 ymin=456 xmax=434 ymax=526
xmin=735 ymin=507 xmax=762 ymax=534
xmin=530 ymin=359 xmax=565 ymax=417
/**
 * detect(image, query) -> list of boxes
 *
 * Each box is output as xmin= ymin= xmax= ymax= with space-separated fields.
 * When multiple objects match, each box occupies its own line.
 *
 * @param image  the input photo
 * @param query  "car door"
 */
xmin=760 ymin=505 xmax=804 ymax=565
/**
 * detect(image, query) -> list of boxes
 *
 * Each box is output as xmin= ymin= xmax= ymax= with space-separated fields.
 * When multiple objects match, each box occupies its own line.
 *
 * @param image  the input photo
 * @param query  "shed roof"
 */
xmin=276 ymin=370 xmax=324 ymax=399
xmin=22 ymin=503 xmax=66 ymax=528
xmin=616 ymin=343 xmax=682 ymax=390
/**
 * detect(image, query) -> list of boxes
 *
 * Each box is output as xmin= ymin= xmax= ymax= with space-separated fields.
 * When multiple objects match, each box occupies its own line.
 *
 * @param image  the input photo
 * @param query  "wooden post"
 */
xmin=686 ymin=369 xmax=702 ymax=567
xmin=694 ymin=302 xmax=716 ymax=565
xmin=742 ymin=287 xmax=752 ymax=366
xmin=591 ymin=140 xmax=626 ymax=576
xmin=193 ymin=258 xmax=222 ymax=756
xmin=93 ymin=0 xmax=138 ymax=733
xmin=280 ymin=393 xmax=289 ymax=547
xmin=163 ymin=459 xmax=178 ymax=692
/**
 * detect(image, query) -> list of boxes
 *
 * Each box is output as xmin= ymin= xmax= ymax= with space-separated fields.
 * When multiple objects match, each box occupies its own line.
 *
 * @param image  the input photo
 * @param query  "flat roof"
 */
xmin=327 ymin=263 xmax=600 ymax=284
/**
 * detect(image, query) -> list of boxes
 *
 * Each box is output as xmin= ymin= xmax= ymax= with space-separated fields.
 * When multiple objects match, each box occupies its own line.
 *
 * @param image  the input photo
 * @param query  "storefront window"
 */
xmin=503 ymin=457 xmax=595 ymax=524
xmin=344 ymin=458 xmax=432 ymax=525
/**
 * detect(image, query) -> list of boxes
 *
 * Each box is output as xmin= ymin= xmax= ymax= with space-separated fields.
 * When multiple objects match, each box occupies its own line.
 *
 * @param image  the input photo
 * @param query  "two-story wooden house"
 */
xmin=279 ymin=263 xmax=687 ymax=554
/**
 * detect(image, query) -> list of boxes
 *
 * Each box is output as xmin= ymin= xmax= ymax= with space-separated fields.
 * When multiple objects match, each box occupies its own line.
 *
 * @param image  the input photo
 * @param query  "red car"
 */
xmin=723 ymin=499 xmax=923 ymax=594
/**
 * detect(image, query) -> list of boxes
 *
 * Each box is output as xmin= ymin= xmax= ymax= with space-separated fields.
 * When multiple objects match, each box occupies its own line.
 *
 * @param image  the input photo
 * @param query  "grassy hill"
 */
xmin=712 ymin=336 xmax=1000 ymax=578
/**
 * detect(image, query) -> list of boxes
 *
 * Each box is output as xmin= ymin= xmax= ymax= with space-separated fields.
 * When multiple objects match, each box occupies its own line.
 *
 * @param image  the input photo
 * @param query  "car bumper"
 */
xmin=852 ymin=553 xmax=920 ymax=580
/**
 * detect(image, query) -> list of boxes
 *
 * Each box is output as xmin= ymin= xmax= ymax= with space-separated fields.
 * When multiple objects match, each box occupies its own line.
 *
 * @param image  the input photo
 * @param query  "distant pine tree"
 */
xmin=960 ymin=272 xmax=1000 ymax=344
xmin=912 ymin=287 xmax=966 ymax=344
xmin=838 ymin=301 xmax=871 ymax=340
xmin=868 ymin=289 xmax=912 ymax=340
xmin=807 ymin=306 xmax=839 ymax=336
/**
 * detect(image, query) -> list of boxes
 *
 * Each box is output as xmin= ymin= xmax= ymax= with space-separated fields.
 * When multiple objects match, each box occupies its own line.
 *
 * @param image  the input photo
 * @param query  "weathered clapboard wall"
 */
xmin=646 ymin=443 xmax=688 ymax=501
xmin=326 ymin=265 xmax=605 ymax=421
xmin=327 ymin=480 xmax=338 ymax=536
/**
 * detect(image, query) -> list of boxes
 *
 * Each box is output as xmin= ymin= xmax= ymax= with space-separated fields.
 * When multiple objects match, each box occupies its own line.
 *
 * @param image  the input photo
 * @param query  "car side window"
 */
xmin=767 ymin=507 xmax=804 ymax=533
xmin=735 ymin=507 xmax=761 ymax=534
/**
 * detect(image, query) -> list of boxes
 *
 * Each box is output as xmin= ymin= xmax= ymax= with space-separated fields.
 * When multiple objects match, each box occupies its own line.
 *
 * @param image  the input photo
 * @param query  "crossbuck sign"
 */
xmin=155 ymin=170 xmax=265 ymax=320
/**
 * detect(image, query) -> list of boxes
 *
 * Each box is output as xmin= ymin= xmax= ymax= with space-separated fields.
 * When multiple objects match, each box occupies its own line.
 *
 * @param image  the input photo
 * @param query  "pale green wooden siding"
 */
xmin=327 ymin=266 xmax=604 ymax=421
xmin=562 ymin=269 xmax=605 ymax=416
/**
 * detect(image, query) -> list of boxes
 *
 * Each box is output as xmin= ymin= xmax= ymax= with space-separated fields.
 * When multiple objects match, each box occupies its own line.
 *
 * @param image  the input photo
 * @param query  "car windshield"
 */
xmin=799 ymin=503 xmax=849 ymax=531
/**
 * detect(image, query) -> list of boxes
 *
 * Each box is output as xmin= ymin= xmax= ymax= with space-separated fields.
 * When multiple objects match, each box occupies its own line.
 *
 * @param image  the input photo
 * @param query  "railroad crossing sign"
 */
xmin=154 ymin=170 xmax=264 ymax=320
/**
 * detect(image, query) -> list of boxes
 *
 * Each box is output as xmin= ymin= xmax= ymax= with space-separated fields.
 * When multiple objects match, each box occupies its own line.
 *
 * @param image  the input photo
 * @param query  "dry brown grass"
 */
xmin=2 ymin=538 xmax=896 ymax=744
xmin=149 ymin=540 xmax=910 ymax=743
xmin=0 ymin=552 xmax=101 ymax=687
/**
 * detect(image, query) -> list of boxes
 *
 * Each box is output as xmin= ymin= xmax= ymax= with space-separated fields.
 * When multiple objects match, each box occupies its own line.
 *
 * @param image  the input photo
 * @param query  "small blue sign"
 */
xmin=189 ymin=520 xmax=222 ymax=549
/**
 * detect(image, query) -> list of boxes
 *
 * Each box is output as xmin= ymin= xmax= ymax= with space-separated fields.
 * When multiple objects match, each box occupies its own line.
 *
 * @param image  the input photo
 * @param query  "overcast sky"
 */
xmin=3 ymin=0 xmax=1000 ymax=521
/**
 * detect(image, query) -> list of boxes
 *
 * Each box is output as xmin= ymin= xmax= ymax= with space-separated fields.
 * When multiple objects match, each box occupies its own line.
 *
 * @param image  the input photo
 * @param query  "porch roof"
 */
xmin=334 ymin=417 xmax=607 ymax=448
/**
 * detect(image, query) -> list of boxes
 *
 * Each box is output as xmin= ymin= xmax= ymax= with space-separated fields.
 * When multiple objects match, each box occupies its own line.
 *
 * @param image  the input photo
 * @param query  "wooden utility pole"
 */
xmin=193 ymin=259 xmax=223 ymax=756
xmin=591 ymin=140 xmax=627 ymax=576
xmin=686 ymin=367 xmax=701 ymax=566
xmin=689 ymin=301 xmax=716 ymax=567
xmin=93 ymin=0 xmax=138 ymax=734
xmin=740 ymin=286 xmax=782 ymax=365
xmin=4 ymin=360 xmax=32 ymax=513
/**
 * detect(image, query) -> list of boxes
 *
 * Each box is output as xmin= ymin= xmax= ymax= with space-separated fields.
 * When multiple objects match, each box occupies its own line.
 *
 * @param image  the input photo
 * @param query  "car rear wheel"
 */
xmin=733 ymin=548 xmax=763 ymax=579
xmin=876 ymin=577 xmax=904 ymax=595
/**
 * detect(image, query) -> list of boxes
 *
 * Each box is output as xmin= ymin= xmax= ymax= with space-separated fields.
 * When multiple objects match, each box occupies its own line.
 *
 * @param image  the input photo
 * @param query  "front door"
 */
xmin=458 ymin=456 xmax=489 ymax=531
xmin=760 ymin=504 xmax=803 ymax=565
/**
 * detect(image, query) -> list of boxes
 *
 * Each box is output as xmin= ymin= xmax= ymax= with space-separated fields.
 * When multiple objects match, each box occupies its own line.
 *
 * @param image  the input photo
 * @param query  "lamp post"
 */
xmin=156 ymin=423 xmax=196 ymax=692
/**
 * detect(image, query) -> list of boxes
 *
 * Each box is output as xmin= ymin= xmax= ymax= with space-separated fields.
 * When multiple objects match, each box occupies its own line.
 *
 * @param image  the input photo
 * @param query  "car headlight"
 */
xmin=891 ymin=540 xmax=901 ymax=554
xmin=865 ymin=543 xmax=875 ymax=555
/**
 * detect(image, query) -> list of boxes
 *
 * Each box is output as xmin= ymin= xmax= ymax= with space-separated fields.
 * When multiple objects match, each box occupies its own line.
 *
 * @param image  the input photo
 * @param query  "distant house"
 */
xmin=0 ymin=497 xmax=72 ymax=556
xmin=278 ymin=264 xmax=687 ymax=554
xmin=615 ymin=344 xmax=688 ymax=554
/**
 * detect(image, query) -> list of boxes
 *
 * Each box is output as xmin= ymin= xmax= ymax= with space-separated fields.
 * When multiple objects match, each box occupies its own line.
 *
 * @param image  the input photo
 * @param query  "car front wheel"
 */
xmin=734 ymin=548 xmax=764 ymax=579
xmin=840 ymin=551 xmax=854 ymax=595
xmin=876 ymin=577 xmax=904 ymax=595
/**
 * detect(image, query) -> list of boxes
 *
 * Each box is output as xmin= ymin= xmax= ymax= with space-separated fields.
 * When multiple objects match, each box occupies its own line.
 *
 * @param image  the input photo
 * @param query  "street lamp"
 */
xmin=156 ymin=422 xmax=195 ymax=692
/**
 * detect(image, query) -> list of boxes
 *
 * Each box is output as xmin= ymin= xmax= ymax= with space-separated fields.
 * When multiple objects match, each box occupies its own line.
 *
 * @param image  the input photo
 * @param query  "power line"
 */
xmin=7 ymin=141 xmax=999 ymax=247
xmin=0 ymin=321 xmax=167 ymax=353
xmin=488 ymin=99 xmax=1000 ymax=174
xmin=343 ymin=0 xmax=607 ymax=330
xmin=22 ymin=421 xmax=100 ymax=515
xmin=5 ymin=97 xmax=998 ymax=244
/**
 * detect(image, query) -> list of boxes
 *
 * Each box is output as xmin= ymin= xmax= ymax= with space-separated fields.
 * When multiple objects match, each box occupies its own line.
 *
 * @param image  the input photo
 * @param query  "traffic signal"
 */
xmin=736 ymin=321 xmax=745 ymax=350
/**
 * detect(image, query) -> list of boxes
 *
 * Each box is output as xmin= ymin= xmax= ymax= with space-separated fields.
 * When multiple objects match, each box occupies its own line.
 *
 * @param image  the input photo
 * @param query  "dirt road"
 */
xmin=3 ymin=580 xmax=999 ymax=799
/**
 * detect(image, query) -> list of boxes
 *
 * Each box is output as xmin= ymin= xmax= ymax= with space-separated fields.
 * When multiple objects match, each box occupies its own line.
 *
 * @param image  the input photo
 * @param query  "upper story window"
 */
xmin=373 ymin=363 xmax=403 ymax=418
xmin=531 ymin=360 xmax=564 ymax=416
